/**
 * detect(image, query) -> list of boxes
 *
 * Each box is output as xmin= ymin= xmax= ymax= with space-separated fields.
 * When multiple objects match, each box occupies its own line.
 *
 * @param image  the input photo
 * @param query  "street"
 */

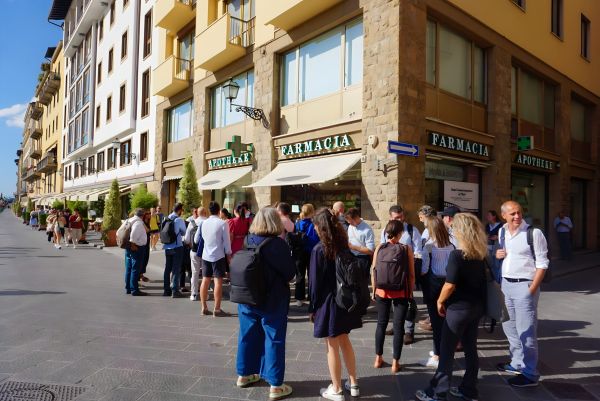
xmin=0 ymin=209 xmax=599 ymax=401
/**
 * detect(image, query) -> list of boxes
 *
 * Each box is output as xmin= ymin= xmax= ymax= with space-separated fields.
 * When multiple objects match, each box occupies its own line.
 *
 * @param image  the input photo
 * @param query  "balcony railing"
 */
xmin=29 ymin=102 xmax=43 ymax=121
xmin=229 ymin=16 xmax=255 ymax=47
xmin=175 ymin=57 xmax=192 ymax=80
xmin=37 ymin=152 xmax=58 ymax=173
xmin=30 ymin=145 xmax=42 ymax=160
xmin=30 ymin=126 xmax=42 ymax=140
xmin=38 ymin=72 xmax=61 ymax=106
xmin=153 ymin=56 xmax=192 ymax=97
xmin=24 ymin=167 xmax=41 ymax=182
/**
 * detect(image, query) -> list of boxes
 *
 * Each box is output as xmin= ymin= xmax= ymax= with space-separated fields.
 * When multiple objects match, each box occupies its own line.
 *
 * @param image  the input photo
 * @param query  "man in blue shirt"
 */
xmin=163 ymin=203 xmax=187 ymax=298
xmin=345 ymin=208 xmax=375 ymax=276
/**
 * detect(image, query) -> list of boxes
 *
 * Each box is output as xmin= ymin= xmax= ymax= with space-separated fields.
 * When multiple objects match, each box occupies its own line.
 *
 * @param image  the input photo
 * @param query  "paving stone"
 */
xmin=120 ymin=371 xmax=199 ymax=392
xmin=108 ymin=358 xmax=193 ymax=375
xmin=98 ymin=387 xmax=148 ymax=401
xmin=137 ymin=391 xmax=219 ymax=401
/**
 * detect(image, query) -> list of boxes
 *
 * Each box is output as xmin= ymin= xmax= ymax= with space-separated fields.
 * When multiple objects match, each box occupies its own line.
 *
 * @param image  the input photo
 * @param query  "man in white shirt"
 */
xmin=185 ymin=207 xmax=208 ymax=301
xmin=198 ymin=201 xmax=232 ymax=317
xmin=379 ymin=205 xmax=423 ymax=344
xmin=333 ymin=201 xmax=349 ymax=230
xmin=125 ymin=208 xmax=149 ymax=297
xmin=496 ymin=200 xmax=548 ymax=388
xmin=553 ymin=211 xmax=573 ymax=260
xmin=345 ymin=207 xmax=375 ymax=268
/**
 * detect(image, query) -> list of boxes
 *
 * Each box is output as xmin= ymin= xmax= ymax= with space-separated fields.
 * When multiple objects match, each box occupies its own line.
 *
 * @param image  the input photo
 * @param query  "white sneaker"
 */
xmin=73 ymin=245 xmax=77 ymax=249
xmin=320 ymin=384 xmax=344 ymax=401
xmin=190 ymin=294 xmax=198 ymax=301
xmin=429 ymin=350 xmax=435 ymax=357
xmin=344 ymin=380 xmax=360 ymax=397
xmin=420 ymin=356 xmax=439 ymax=368
xmin=57 ymin=245 xmax=62 ymax=250
xmin=295 ymin=300 xmax=303 ymax=307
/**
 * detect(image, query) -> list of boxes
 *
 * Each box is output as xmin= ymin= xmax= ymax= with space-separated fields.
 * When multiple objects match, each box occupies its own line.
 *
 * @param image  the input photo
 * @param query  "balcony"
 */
xmin=64 ymin=0 xmax=106 ymax=58
xmin=37 ymin=72 xmax=61 ymax=106
xmin=24 ymin=167 xmax=41 ymax=183
xmin=155 ymin=0 xmax=196 ymax=33
xmin=28 ymin=102 xmax=43 ymax=121
xmin=37 ymin=152 xmax=58 ymax=173
xmin=153 ymin=56 xmax=193 ymax=97
xmin=196 ymin=14 xmax=254 ymax=72
xmin=264 ymin=0 xmax=343 ymax=31
xmin=30 ymin=145 xmax=42 ymax=160
xmin=30 ymin=126 xmax=42 ymax=140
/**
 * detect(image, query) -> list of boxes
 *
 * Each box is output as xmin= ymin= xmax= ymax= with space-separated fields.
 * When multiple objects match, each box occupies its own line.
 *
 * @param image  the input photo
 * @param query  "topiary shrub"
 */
xmin=52 ymin=200 xmax=64 ymax=210
xmin=130 ymin=184 xmax=158 ymax=211
xmin=103 ymin=179 xmax=122 ymax=231
xmin=177 ymin=155 xmax=201 ymax=217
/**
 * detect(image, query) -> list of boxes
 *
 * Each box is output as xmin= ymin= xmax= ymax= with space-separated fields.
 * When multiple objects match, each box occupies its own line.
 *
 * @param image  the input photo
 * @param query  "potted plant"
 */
xmin=130 ymin=184 xmax=158 ymax=211
xmin=39 ymin=213 xmax=47 ymax=230
xmin=52 ymin=200 xmax=65 ymax=210
xmin=101 ymin=179 xmax=121 ymax=246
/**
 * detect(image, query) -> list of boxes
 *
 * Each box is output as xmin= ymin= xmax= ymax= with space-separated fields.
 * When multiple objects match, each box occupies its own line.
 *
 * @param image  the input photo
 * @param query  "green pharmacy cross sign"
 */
xmin=208 ymin=135 xmax=254 ymax=170
xmin=517 ymin=136 xmax=534 ymax=151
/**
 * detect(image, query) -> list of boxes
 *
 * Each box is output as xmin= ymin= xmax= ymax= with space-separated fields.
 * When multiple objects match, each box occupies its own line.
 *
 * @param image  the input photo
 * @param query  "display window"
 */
xmin=511 ymin=170 xmax=548 ymax=231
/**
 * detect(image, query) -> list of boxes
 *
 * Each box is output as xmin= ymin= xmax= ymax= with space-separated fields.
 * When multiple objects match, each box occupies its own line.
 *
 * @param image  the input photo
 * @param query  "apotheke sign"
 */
xmin=207 ymin=135 xmax=254 ymax=170
xmin=428 ymin=132 xmax=490 ymax=158
xmin=280 ymin=134 xmax=353 ymax=158
xmin=514 ymin=153 xmax=555 ymax=171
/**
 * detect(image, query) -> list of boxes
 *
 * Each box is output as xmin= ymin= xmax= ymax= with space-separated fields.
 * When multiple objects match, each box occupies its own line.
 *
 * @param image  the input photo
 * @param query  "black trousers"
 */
xmin=426 ymin=273 xmax=446 ymax=356
xmin=294 ymin=252 xmax=309 ymax=301
xmin=180 ymin=244 xmax=192 ymax=287
xmin=375 ymin=296 xmax=409 ymax=360
xmin=428 ymin=302 xmax=483 ymax=399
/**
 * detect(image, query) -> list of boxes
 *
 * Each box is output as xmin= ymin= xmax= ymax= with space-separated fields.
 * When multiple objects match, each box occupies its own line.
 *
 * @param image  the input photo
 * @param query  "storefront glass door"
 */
xmin=511 ymin=170 xmax=547 ymax=232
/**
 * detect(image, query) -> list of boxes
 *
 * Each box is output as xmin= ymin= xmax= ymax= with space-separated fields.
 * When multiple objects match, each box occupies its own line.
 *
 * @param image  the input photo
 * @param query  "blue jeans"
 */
xmin=164 ymin=246 xmax=184 ymax=293
xmin=125 ymin=247 xmax=143 ymax=293
xmin=501 ymin=278 xmax=540 ymax=381
xmin=236 ymin=301 xmax=289 ymax=386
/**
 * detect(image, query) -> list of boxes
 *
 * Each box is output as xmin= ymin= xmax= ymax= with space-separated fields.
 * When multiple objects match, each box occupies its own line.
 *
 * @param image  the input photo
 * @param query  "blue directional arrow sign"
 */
xmin=388 ymin=140 xmax=419 ymax=157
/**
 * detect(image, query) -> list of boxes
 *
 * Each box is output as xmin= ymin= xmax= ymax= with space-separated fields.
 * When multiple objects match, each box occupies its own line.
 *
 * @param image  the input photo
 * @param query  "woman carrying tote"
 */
xmin=309 ymin=208 xmax=362 ymax=401
xmin=416 ymin=213 xmax=488 ymax=401
xmin=235 ymin=207 xmax=296 ymax=400
xmin=371 ymin=220 xmax=415 ymax=373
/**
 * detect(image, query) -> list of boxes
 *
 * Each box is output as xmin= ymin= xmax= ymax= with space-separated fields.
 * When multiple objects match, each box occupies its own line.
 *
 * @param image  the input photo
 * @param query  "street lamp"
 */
xmin=222 ymin=78 xmax=270 ymax=129
xmin=110 ymin=138 xmax=137 ymax=162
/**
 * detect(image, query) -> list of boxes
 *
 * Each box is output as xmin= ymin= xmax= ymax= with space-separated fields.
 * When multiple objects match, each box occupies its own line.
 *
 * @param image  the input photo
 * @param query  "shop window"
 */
xmin=427 ymin=22 xmax=486 ymax=103
xmin=168 ymin=99 xmax=193 ymax=142
xmin=211 ymin=71 xmax=253 ymax=128
xmin=140 ymin=132 xmax=148 ymax=161
xmin=570 ymin=97 xmax=591 ymax=160
xmin=511 ymin=66 xmax=556 ymax=151
xmin=281 ymin=19 xmax=363 ymax=106
xmin=512 ymin=171 xmax=547 ymax=232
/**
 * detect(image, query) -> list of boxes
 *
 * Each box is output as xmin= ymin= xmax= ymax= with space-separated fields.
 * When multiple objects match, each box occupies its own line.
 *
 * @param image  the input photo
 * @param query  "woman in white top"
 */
xmin=420 ymin=216 xmax=455 ymax=368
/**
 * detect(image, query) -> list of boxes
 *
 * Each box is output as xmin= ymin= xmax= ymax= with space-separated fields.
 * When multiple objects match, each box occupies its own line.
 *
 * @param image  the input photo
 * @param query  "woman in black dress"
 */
xmin=416 ymin=213 xmax=488 ymax=401
xmin=309 ymin=209 xmax=362 ymax=401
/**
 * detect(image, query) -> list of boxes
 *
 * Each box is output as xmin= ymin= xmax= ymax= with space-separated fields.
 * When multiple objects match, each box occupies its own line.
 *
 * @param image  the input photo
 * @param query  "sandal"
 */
xmin=269 ymin=383 xmax=293 ymax=400
xmin=236 ymin=374 xmax=260 ymax=388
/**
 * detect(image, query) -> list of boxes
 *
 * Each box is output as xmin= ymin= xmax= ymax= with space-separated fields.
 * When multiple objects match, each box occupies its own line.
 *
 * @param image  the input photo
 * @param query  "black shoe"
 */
xmin=171 ymin=291 xmax=184 ymax=298
xmin=162 ymin=292 xmax=172 ymax=297
xmin=131 ymin=291 xmax=148 ymax=296
xmin=404 ymin=333 xmax=414 ymax=345
xmin=180 ymin=287 xmax=190 ymax=293
xmin=126 ymin=290 xmax=131 ymax=295
xmin=508 ymin=375 xmax=538 ymax=387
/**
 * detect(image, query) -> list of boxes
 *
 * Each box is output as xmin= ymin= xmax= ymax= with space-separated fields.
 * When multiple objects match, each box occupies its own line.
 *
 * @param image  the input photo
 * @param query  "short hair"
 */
xmin=344 ymin=208 xmax=361 ymax=219
xmin=173 ymin=202 xmax=183 ymax=213
xmin=73 ymin=208 xmax=79 ymax=213
xmin=389 ymin=205 xmax=403 ymax=215
xmin=134 ymin=208 xmax=144 ymax=217
xmin=501 ymin=200 xmax=521 ymax=214
xmin=198 ymin=207 xmax=209 ymax=218
xmin=384 ymin=220 xmax=404 ymax=240
xmin=332 ymin=201 xmax=345 ymax=213
xmin=250 ymin=207 xmax=284 ymax=236
xmin=300 ymin=203 xmax=315 ymax=220
xmin=418 ymin=205 xmax=436 ymax=217
xmin=487 ymin=210 xmax=499 ymax=221
xmin=277 ymin=202 xmax=291 ymax=216
xmin=208 ymin=201 xmax=220 ymax=215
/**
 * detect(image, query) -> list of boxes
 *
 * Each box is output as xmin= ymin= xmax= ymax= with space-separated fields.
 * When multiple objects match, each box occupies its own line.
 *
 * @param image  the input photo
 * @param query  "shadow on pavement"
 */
xmin=0 ymin=289 xmax=67 ymax=296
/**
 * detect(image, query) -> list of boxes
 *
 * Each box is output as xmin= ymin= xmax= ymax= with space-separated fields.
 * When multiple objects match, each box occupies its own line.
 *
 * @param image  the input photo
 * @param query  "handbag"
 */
xmin=484 ymin=259 xmax=508 ymax=323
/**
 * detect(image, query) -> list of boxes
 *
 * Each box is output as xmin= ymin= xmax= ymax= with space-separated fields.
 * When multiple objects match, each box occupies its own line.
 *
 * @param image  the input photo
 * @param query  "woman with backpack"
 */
xmin=371 ymin=220 xmax=415 ymax=374
xmin=420 ymin=216 xmax=456 ymax=369
xmin=416 ymin=213 xmax=488 ymax=401
xmin=234 ymin=207 xmax=295 ymax=400
xmin=309 ymin=208 xmax=361 ymax=401
xmin=229 ymin=202 xmax=252 ymax=256
xmin=294 ymin=203 xmax=319 ymax=307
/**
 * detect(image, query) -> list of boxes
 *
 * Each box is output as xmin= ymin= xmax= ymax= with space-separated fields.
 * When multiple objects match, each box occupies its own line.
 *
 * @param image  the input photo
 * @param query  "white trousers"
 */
xmin=190 ymin=250 xmax=202 ymax=296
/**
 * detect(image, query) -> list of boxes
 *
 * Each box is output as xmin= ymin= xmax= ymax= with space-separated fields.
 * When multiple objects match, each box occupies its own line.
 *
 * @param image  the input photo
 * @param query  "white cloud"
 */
xmin=0 ymin=103 xmax=27 ymax=128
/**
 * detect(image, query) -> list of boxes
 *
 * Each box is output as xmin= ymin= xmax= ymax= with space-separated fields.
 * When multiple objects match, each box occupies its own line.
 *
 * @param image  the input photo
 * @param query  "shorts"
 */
xmin=149 ymin=229 xmax=159 ymax=234
xmin=202 ymin=258 xmax=227 ymax=278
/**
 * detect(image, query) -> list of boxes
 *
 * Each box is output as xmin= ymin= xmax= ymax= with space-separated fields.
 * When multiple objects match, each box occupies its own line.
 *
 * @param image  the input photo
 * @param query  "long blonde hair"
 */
xmin=425 ymin=216 xmax=451 ymax=248
xmin=299 ymin=203 xmax=315 ymax=220
xmin=452 ymin=213 xmax=488 ymax=260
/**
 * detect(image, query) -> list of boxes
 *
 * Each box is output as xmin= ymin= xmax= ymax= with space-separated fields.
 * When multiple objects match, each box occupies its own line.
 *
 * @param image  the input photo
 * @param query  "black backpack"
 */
xmin=374 ymin=243 xmax=410 ymax=291
xmin=160 ymin=217 xmax=177 ymax=245
xmin=335 ymin=248 xmax=370 ymax=315
xmin=189 ymin=220 xmax=205 ymax=255
xmin=285 ymin=229 xmax=306 ymax=259
xmin=500 ymin=226 xmax=552 ymax=283
xmin=229 ymin=237 xmax=273 ymax=307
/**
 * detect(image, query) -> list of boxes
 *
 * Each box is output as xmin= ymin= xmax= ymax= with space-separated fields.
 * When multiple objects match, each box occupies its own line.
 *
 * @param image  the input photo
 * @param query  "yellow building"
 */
xmin=35 ymin=42 xmax=65 ymax=207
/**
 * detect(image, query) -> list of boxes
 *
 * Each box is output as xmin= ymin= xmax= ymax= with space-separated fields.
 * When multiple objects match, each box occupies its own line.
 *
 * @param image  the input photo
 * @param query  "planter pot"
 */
xmin=103 ymin=229 xmax=117 ymax=247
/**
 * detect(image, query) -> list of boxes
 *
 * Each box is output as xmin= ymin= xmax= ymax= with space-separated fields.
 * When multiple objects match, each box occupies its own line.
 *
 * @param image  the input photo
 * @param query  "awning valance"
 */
xmin=198 ymin=166 xmax=253 ymax=190
xmin=246 ymin=152 xmax=361 ymax=188
xmin=163 ymin=175 xmax=183 ymax=183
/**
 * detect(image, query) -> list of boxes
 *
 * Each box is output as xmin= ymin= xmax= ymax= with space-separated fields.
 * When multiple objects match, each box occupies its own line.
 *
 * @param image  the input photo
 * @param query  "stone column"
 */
xmin=482 ymin=46 xmax=512 ymax=215
xmin=250 ymin=46 xmax=279 ymax=210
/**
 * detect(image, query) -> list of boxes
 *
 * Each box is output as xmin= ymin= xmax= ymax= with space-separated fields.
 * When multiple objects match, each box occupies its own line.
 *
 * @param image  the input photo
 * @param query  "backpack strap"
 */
xmin=407 ymin=224 xmax=413 ymax=240
xmin=499 ymin=227 xmax=505 ymax=249
xmin=526 ymin=226 xmax=536 ymax=262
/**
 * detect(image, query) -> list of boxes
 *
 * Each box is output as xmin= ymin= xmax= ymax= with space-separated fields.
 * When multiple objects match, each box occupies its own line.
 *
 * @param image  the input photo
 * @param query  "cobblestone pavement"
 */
xmin=0 ymin=210 xmax=599 ymax=401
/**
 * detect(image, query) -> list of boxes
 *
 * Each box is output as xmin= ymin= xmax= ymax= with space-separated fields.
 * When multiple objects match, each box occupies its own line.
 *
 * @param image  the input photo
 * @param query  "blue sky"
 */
xmin=0 ymin=0 xmax=62 ymax=199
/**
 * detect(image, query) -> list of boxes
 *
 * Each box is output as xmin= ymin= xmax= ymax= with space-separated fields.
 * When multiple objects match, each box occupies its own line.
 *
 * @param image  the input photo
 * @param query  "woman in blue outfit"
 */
xmin=235 ymin=207 xmax=296 ymax=400
xmin=309 ymin=208 xmax=362 ymax=401
xmin=294 ymin=203 xmax=320 ymax=306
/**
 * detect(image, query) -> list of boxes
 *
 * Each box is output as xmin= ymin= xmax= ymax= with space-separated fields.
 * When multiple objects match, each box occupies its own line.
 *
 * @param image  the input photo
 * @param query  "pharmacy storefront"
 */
xmin=425 ymin=131 xmax=491 ymax=215
xmin=248 ymin=130 xmax=362 ymax=212
xmin=198 ymin=135 xmax=253 ymax=211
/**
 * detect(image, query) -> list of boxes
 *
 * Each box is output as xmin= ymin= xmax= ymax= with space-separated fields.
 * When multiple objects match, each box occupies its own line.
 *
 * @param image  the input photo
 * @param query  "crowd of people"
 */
xmin=115 ymin=198 xmax=550 ymax=401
